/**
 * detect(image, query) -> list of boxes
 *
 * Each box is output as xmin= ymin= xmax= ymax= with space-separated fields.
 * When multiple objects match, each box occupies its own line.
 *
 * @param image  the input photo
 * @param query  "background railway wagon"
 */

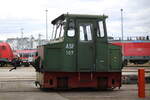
xmin=111 ymin=40 xmax=150 ymax=65
xmin=15 ymin=49 xmax=38 ymax=66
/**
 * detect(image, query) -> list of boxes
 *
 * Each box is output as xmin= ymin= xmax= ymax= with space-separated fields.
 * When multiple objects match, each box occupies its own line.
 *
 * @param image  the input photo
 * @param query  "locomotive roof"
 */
xmin=51 ymin=14 xmax=108 ymax=24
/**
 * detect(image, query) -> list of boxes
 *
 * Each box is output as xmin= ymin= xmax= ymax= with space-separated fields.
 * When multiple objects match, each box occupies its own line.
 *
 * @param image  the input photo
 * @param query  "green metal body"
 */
xmin=38 ymin=14 xmax=122 ymax=73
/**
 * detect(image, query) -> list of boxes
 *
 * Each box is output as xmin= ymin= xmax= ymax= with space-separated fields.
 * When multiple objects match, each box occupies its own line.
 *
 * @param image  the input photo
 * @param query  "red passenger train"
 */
xmin=0 ymin=42 xmax=37 ymax=67
xmin=0 ymin=42 xmax=14 ymax=66
xmin=110 ymin=38 xmax=150 ymax=65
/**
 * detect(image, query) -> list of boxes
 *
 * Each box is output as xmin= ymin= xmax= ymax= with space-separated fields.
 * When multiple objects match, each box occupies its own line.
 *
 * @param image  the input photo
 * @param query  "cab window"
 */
xmin=97 ymin=21 xmax=105 ymax=37
xmin=52 ymin=20 xmax=66 ymax=40
xmin=79 ymin=24 xmax=93 ymax=41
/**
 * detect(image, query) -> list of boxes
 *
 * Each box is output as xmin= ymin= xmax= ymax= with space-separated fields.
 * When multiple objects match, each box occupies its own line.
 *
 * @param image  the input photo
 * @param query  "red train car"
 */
xmin=0 ymin=42 xmax=14 ymax=66
xmin=111 ymin=40 xmax=150 ymax=64
xmin=15 ymin=49 xmax=37 ymax=66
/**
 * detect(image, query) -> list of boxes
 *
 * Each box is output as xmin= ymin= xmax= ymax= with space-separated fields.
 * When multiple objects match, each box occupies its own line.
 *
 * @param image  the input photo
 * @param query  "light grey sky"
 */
xmin=0 ymin=0 xmax=149 ymax=40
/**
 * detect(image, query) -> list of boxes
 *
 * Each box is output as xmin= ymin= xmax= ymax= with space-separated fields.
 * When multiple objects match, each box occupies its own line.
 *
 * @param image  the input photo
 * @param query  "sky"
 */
xmin=0 ymin=0 xmax=149 ymax=40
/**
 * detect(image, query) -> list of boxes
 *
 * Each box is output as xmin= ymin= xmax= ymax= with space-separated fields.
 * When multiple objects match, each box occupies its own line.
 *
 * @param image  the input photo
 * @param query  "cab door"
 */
xmin=77 ymin=21 xmax=96 ymax=72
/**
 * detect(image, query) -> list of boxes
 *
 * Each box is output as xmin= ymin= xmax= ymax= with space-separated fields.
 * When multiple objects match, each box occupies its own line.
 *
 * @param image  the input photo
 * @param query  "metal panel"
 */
xmin=96 ymin=43 xmax=108 ymax=71
xmin=110 ymin=49 xmax=122 ymax=70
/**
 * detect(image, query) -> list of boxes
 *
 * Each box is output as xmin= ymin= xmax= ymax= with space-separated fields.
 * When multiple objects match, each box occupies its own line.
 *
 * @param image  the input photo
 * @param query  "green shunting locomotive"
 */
xmin=34 ymin=14 xmax=123 ymax=89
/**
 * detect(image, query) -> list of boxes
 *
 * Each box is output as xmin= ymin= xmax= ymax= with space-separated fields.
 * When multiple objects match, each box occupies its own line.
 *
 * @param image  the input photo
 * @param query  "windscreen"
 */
xmin=51 ymin=19 xmax=66 ymax=40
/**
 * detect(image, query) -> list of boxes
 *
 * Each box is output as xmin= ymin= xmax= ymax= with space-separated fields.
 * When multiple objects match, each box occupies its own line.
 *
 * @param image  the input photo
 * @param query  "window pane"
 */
xmin=51 ymin=25 xmax=56 ymax=39
xmin=79 ymin=24 xmax=92 ymax=41
xmin=55 ymin=24 xmax=61 ymax=38
xmin=80 ymin=26 xmax=84 ymax=40
xmin=52 ymin=20 xmax=65 ymax=40
xmin=98 ymin=21 xmax=104 ymax=37
xmin=60 ymin=25 xmax=64 ymax=37
xmin=86 ymin=25 xmax=92 ymax=40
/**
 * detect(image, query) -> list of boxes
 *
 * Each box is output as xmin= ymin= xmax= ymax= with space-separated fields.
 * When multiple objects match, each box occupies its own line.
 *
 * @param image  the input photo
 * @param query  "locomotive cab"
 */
xmin=36 ymin=14 xmax=122 ymax=89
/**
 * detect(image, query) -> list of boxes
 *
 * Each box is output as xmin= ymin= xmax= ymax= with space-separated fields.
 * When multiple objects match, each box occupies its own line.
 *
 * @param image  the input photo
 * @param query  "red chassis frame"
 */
xmin=36 ymin=72 xmax=121 ymax=89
